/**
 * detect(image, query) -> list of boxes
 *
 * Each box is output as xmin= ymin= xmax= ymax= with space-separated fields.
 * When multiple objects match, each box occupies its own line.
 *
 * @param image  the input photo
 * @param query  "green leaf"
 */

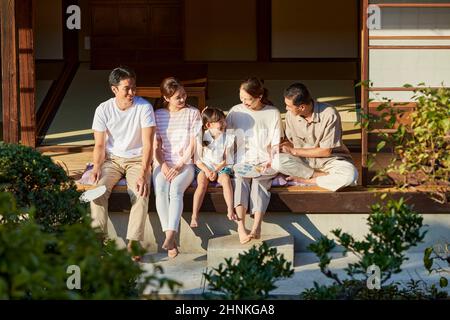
xmin=376 ymin=141 xmax=386 ymax=152
xmin=439 ymin=277 xmax=448 ymax=288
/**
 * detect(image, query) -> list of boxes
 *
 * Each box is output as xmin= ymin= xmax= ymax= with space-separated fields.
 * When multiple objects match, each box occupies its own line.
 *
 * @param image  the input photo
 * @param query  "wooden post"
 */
xmin=361 ymin=0 xmax=369 ymax=186
xmin=1 ymin=0 xmax=19 ymax=144
xmin=17 ymin=0 xmax=36 ymax=147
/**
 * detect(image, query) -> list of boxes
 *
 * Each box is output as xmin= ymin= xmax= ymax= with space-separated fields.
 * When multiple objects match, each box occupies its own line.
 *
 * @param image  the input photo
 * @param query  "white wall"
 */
xmin=368 ymin=6 xmax=450 ymax=100
xmin=271 ymin=0 xmax=358 ymax=58
xmin=184 ymin=0 xmax=257 ymax=61
xmin=35 ymin=0 xmax=63 ymax=59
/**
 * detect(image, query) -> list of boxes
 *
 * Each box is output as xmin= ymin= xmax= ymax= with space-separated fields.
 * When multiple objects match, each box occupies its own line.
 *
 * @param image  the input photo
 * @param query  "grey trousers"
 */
xmin=272 ymin=153 xmax=358 ymax=191
xmin=233 ymin=175 xmax=274 ymax=214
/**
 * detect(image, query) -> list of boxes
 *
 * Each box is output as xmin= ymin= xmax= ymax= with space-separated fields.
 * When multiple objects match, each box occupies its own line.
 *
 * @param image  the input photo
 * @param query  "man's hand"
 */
xmin=136 ymin=174 xmax=149 ymax=197
xmin=90 ymin=166 xmax=101 ymax=184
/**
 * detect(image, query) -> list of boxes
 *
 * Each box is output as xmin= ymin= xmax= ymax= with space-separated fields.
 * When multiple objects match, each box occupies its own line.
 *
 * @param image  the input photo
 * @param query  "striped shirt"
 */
xmin=155 ymin=106 xmax=202 ymax=166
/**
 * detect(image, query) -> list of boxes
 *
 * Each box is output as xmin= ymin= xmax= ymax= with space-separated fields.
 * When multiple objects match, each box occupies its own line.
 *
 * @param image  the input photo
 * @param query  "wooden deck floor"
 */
xmin=39 ymin=147 xmax=449 ymax=213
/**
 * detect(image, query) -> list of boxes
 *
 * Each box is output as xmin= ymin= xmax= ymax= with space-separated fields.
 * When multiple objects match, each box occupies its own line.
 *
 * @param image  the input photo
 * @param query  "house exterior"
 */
xmin=1 ymin=0 xmax=450 ymax=185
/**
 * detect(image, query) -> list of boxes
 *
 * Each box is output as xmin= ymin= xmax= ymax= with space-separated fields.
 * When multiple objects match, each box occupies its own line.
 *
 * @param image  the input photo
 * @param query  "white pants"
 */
xmin=152 ymin=164 xmax=195 ymax=232
xmin=272 ymin=153 xmax=358 ymax=191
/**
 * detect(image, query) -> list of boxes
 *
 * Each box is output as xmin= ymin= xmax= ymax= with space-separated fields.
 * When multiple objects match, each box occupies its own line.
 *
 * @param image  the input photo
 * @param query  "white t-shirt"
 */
xmin=92 ymin=96 xmax=156 ymax=158
xmin=197 ymin=130 xmax=235 ymax=171
xmin=226 ymin=104 xmax=281 ymax=165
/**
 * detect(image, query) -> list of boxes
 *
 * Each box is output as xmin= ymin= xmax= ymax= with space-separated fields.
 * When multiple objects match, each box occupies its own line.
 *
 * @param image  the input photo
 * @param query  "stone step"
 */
xmin=206 ymin=234 xmax=294 ymax=269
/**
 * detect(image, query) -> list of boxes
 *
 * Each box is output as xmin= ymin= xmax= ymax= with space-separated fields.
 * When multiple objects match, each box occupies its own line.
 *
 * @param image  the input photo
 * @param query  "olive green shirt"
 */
xmin=284 ymin=101 xmax=353 ymax=169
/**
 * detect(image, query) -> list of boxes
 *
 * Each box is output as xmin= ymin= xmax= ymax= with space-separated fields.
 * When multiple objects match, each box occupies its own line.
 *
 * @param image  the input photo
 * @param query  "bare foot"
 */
xmin=190 ymin=216 xmax=199 ymax=228
xmin=168 ymin=247 xmax=179 ymax=258
xmin=238 ymin=226 xmax=251 ymax=244
xmin=227 ymin=209 xmax=238 ymax=221
xmin=127 ymin=242 xmax=142 ymax=262
xmin=162 ymin=239 xmax=170 ymax=250
xmin=167 ymin=240 xmax=179 ymax=258
xmin=249 ymin=227 xmax=261 ymax=240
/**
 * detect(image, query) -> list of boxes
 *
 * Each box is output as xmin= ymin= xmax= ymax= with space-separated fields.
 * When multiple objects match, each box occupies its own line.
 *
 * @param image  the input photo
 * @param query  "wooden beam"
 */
xmin=1 ymin=0 xmax=19 ymax=143
xmin=100 ymin=187 xmax=450 ymax=213
xmin=361 ymin=0 xmax=369 ymax=186
xmin=17 ymin=0 xmax=36 ymax=147
xmin=370 ymin=45 xmax=450 ymax=49
xmin=36 ymin=59 xmax=79 ymax=144
xmin=376 ymin=3 xmax=450 ymax=8
xmin=256 ymin=0 xmax=271 ymax=62
xmin=369 ymin=87 xmax=449 ymax=91
xmin=36 ymin=0 xmax=80 ymax=145
xmin=62 ymin=0 xmax=79 ymax=62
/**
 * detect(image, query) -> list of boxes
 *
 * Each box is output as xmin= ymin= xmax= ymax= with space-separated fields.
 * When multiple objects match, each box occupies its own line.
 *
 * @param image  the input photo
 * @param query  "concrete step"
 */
xmin=206 ymin=234 xmax=294 ymax=268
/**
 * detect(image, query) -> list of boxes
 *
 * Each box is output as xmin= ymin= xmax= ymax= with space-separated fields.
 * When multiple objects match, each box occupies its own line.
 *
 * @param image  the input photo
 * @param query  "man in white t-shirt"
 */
xmin=90 ymin=66 xmax=156 ymax=261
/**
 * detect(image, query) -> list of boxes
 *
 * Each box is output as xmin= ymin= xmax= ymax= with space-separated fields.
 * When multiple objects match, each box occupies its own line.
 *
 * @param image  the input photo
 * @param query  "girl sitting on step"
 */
xmin=191 ymin=107 xmax=237 ymax=227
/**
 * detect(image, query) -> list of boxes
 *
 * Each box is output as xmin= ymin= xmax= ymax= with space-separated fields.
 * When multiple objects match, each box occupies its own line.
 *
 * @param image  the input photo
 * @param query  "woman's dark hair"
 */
xmin=108 ymin=66 xmax=136 ymax=87
xmin=159 ymin=77 xmax=184 ymax=109
xmin=240 ymin=77 xmax=273 ymax=106
xmin=283 ymin=83 xmax=313 ymax=106
xmin=201 ymin=107 xmax=226 ymax=146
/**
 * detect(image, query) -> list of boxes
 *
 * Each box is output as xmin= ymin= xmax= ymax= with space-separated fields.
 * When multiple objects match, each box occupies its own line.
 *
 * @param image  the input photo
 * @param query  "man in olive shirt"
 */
xmin=272 ymin=83 xmax=358 ymax=191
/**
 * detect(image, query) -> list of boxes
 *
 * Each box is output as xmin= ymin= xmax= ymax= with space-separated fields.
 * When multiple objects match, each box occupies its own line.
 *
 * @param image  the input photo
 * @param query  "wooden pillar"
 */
xmin=257 ymin=0 xmax=271 ymax=62
xmin=1 ymin=0 xmax=19 ymax=144
xmin=360 ymin=0 xmax=369 ymax=186
xmin=17 ymin=0 xmax=36 ymax=147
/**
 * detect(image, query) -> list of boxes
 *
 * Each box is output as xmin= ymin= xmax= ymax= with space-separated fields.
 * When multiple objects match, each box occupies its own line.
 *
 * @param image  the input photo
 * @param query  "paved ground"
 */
xmin=140 ymin=252 xmax=449 ymax=298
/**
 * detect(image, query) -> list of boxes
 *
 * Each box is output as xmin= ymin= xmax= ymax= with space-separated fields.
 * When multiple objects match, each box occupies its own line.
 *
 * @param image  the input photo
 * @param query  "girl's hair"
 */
xmin=240 ymin=77 xmax=273 ymax=106
xmin=158 ymin=77 xmax=184 ymax=109
xmin=201 ymin=107 xmax=226 ymax=146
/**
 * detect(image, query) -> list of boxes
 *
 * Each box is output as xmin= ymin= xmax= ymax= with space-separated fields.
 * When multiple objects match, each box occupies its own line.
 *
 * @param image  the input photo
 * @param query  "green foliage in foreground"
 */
xmin=0 ymin=192 xmax=181 ymax=299
xmin=203 ymin=242 xmax=294 ymax=300
xmin=303 ymin=198 xmax=447 ymax=300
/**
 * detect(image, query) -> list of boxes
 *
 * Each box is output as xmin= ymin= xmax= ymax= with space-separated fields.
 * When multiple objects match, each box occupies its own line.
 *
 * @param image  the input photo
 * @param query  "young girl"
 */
xmin=191 ymin=107 xmax=237 ymax=228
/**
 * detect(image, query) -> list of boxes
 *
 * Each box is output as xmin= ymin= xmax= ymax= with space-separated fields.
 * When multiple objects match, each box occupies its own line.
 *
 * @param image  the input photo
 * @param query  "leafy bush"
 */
xmin=301 ymin=279 xmax=447 ymax=300
xmin=0 ymin=192 xmax=181 ymax=299
xmin=203 ymin=242 xmax=294 ymax=300
xmin=302 ymin=198 xmax=447 ymax=299
xmin=0 ymin=142 xmax=85 ymax=231
xmin=424 ymin=242 xmax=450 ymax=289
xmin=359 ymin=84 xmax=450 ymax=203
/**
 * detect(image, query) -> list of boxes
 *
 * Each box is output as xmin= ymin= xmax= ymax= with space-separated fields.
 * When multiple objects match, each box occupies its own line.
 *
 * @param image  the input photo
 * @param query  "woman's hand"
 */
xmin=280 ymin=141 xmax=294 ymax=154
xmin=162 ymin=162 xmax=179 ymax=182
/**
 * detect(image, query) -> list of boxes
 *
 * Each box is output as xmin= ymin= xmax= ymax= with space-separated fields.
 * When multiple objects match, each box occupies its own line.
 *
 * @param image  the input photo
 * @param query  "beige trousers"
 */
xmin=90 ymin=155 xmax=149 ymax=241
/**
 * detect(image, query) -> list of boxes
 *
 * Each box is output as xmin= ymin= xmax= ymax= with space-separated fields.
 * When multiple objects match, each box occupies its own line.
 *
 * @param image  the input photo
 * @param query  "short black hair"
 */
xmin=108 ymin=66 xmax=136 ymax=87
xmin=284 ymin=83 xmax=313 ymax=106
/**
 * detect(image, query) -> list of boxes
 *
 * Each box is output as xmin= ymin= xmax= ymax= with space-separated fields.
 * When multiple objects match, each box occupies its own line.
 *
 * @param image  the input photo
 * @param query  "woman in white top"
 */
xmin=226 ymin=78 xmax=282 ymax=244
xmin=153 ymin=77 xmax=202 ymax=258
xmin=191 ymin=107 xmax=236 ymax=228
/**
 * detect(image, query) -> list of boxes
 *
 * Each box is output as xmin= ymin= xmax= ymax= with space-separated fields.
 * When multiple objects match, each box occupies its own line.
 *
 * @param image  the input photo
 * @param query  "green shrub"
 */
xmin=424 ymin=243 xmax=449 ymax=289
xmin=359 ymin=84 xmax=450 ymax=203
xmin=0 ymin=142 xmax=85 ymax=232
xmin=203 ymin=242 xmax=294 ymax=300
xmin=302 ymin=198 xmax=447 ymax=299
xmin=0 ymin=192 xmax=181 ymax=299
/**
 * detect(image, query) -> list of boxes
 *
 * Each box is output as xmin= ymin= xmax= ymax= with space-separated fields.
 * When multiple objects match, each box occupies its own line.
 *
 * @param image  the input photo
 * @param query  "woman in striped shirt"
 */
xmin=153 ymin=77 xmax=202 ymax=258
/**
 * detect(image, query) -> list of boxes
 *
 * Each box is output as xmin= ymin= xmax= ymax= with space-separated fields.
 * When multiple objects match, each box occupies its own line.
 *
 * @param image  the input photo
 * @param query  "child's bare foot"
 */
xmin=227 ymin=209 xmax=237 ymax=221
xmin=162 ymin=239 xmax=170 ymax=250
xmin=190 ymin=216 xmax=199 ymax=228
